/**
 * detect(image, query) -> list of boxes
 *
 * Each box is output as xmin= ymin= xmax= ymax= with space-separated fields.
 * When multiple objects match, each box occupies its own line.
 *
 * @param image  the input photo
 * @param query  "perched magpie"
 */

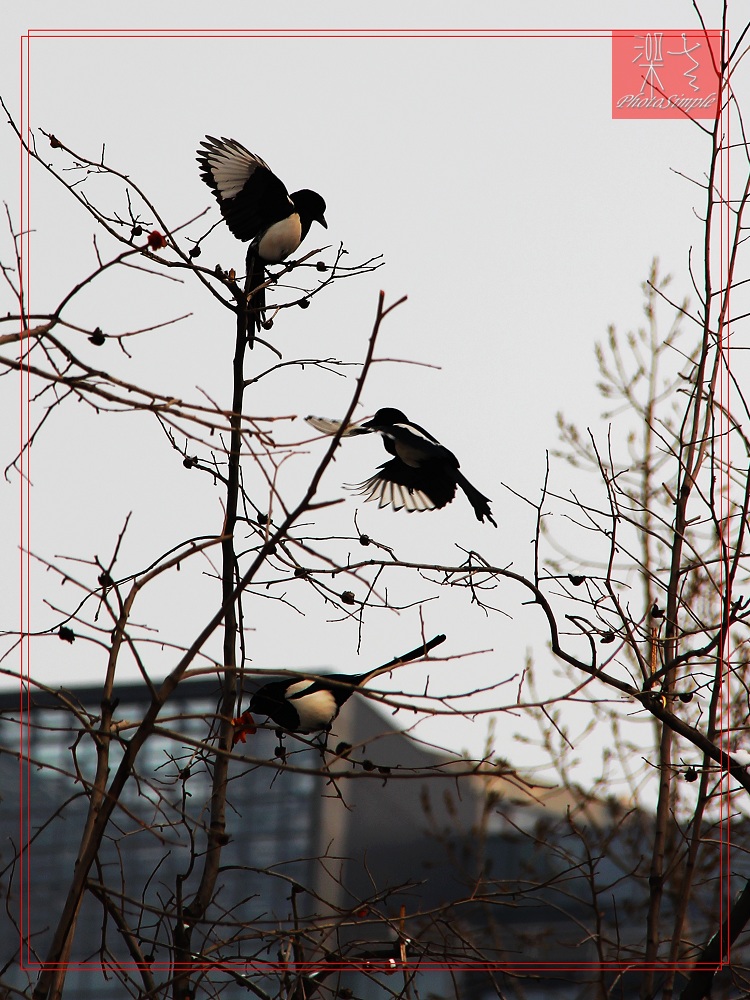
xmin=351 ymin=408 xmax=497 ymax=526
xmin=197 ymin=136 xmax=327 ymax=344
xmin=248 ymin=634 xmax=445 ymax=734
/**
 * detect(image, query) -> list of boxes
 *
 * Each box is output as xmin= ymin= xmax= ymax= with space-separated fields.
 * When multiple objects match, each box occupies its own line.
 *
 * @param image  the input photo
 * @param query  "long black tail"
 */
xmin=456 ymin=471 xmax=497 ymax=527
xmin=355 ymin=633 xmax=447 ymax=686
xmin=244 ymin=249 xmax=266 ymax=348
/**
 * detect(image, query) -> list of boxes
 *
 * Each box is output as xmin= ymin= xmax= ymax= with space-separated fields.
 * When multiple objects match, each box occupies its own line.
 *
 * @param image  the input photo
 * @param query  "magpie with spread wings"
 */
xmin=307 ymin=409 xmax=497 ymax=526
xmin=197 ymin=136 xmax=327 ymax=344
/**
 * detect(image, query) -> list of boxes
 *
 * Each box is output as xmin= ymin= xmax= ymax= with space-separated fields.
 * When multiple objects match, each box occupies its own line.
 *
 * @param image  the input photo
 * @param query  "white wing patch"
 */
xmin=353 ymin=476 xmax=437 ymax=513
xmin=204 ymin=140 xmax=272 ymax=200
xmin=393 ymin=422 xmax=439 ymax=445
xmin=284 ymin=679 xmax=316 ymax=698
xmin=383 ymin=423 xmax=441 ymax=467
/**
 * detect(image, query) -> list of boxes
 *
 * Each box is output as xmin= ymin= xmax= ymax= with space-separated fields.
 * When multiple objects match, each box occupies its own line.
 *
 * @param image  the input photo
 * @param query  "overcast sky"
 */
xmin=2 ymin=0 xmax=742 ymax=796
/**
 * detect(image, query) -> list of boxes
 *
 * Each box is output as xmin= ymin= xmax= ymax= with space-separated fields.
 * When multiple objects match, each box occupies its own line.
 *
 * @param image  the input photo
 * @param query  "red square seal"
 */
xmin=612 ymin=30 xmax=722 ymax=119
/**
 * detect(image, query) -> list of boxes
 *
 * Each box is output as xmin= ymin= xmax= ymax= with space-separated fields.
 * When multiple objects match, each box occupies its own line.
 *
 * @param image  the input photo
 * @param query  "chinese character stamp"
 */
xmin=612 ymin=30 xmax=722 ymax=120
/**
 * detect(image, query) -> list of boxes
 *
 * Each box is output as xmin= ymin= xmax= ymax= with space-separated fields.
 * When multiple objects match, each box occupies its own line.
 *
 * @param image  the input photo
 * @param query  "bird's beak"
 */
xmin=319 ymin=216 xmax=328 ymax=230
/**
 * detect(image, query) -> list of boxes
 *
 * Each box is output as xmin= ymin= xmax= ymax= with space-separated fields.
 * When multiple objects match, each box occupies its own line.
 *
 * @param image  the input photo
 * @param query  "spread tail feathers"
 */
xmin=456 ymin=472 xmax=497 ymax=527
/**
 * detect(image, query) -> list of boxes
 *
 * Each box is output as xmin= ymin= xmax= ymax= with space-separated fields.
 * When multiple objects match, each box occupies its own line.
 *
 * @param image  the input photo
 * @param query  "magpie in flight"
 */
xmin=248 ymin=633 xmax=445 ymax=734
xmin=197 ymin=136 xmax=327 ymax=344
xmin=308 ymin=408 xmax=497 ymax=526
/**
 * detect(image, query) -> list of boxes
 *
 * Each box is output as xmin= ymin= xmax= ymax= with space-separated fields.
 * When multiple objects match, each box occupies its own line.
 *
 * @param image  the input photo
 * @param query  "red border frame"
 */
xmin=17 ymin=24 xmax=731 ymax=984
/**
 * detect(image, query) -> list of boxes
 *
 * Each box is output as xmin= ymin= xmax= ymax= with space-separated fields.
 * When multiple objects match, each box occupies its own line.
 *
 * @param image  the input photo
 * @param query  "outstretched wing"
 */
xmin=305 ymin=415 xmax=371 ymax=437
xmin=352 ymin=458 xmax=456 ymax=513
xmin=197 ymin=136 xmax=293 ymax=242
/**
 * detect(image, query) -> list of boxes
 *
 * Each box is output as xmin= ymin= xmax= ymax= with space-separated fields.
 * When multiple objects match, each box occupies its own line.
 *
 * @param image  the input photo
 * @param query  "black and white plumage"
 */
xmin=249 ymin=634 xmax=446 ymax=734
xmin=353 ymin=408 xmax=497 ymax=526
xmin=197 ymin=136 xmax=327 ymax=344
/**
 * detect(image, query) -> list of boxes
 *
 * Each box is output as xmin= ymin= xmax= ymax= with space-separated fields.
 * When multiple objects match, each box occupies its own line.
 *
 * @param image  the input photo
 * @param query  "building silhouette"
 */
xmin=1 ymin=676 xmax=732 ymax=999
